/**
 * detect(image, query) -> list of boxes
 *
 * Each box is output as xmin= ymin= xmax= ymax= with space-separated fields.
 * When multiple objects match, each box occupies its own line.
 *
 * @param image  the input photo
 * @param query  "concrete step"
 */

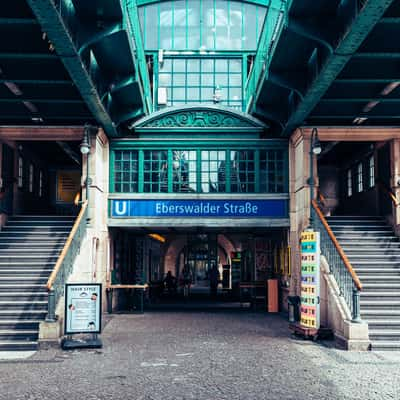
xmin=0 ymin=340 xmax=38 ymax=351
xmin=0 ymin=284 xmax=46 ymax=292
xmin=0 ymin=320 xmax=41 ymax=330
xmin=361 ymin=310 xmax=400 ymax=317
xmin=0 ymin=234 xmax=68 ymax=240
xmin=0 ymin=330 xmax=38 ymax=341
xmin=0 ymin=256 xmax=59 ymax=263
xmin=361 ymin=292 xmax=400 ymax=298
xmin=0 ymin=277 xmax=48 ymax=284
xmin=334 ymin=231 xmax=396 ymax=237
xmin=355 ymin=269 xmax=400 ymax=275
xmin=0 ymin=248 xmax=63 ymax=253
xmin=356 ymin=275 xmax=400 ymax=281
xmin=342 ymin=243 xmax=400 ymax=249
xmin=8 ymin=221 xmax=74 ymax=226
xmin=360 ymin=300 xmax=400 ymax=309
xmin=0 ymin=292 xmax=47 ymax=301
xmin=370 ymin=341 xmax=400 ymax=351
xmin=351 ymin=261 xmax=400 ymax=266
xmin=0 ymin=270 xmax=52 ymax=277
xmin=327 ymin=216 xmax=383 ymax=220
xmin=331 ymin=227 xmax=391 ymax=233
xmin=0 ymin=310 xmax=47 ymax=320
xmin=355 ymin=283 xmax=400 ymax=292
xmin=0 ymin=301 xmax=47 ymax=310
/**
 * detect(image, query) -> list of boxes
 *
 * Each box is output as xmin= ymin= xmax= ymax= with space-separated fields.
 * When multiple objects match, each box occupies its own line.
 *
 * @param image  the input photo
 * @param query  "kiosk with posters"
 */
xmin=61 ymin=283 xmax=103 ymax=349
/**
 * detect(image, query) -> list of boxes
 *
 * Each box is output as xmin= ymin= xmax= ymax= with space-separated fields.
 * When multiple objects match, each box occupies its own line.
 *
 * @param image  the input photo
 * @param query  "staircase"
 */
xmin=0 ymin=215 xmax=74 ymax=351
xmin=327 ymin=216 xmax=400 ymax=351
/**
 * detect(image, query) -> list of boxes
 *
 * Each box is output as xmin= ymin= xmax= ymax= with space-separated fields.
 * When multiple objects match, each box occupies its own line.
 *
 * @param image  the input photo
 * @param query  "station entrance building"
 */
xmin=1 ymin=0 xmax=400 ymax=351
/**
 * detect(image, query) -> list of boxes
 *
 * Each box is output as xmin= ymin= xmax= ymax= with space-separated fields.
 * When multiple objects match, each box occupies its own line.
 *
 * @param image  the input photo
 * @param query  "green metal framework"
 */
xmin=12 ymin=0 xmax=153 ymax=134
xmin=158 ymin=57 xmax=243 ymax=109
xmin=247 ymin=0 xmax=400 ymax=134
xmin=137 ymin=0 xmax=267 ymax=51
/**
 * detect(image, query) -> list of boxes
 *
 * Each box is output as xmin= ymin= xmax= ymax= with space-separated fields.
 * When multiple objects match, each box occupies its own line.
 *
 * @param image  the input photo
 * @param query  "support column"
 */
xmin=390 ymin=139 xmax=400 ymax=235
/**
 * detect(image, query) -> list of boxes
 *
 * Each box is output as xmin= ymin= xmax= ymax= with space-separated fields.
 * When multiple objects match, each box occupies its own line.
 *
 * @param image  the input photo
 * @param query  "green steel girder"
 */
xmin=379 ymin=17 xmax=400 ymax=23
xmin=0 ymin=79 xmax=72 ymax=85
xmin=115 ymin=108 xmax=144 ymax=126
xmin=335 ymin=78 xmax=400 ymax=83
xmin=310 ymin=115 xmax=400 ymax=120
xmin=353 ymin=52 xmax=400 ymax=58
xmin=0 ymin=18 xmax=37 ymax=25
xmin=320 ymin=98 xmax=400 ymax=103
xmin=26 ymin=0 xmax=118 ymax=136
xmin=269 ymin=71 xmax=305 ymax=100
xmin=254 ymin=107 xmax=284 ymax=130
xmin=282 ymin=0 xmax=396 ymax=135
xmin=78 ymin=23 xmax=126 ymax=57
xmin=0 ymin=53 xmax=58 ymax=60
xmin=0 ymin=98 xmax=84 ymax=104
xmin=286 ymin=17 xmax=334 ymax=54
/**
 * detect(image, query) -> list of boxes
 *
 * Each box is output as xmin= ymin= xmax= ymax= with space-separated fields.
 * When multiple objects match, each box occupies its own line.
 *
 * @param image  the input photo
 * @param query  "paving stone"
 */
xmin=0 ymin=311 xmax=399 ymax=400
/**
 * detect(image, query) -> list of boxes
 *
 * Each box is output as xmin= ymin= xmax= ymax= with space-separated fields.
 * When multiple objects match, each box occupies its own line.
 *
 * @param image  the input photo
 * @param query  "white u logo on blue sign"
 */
xmin=114 ymin=200 xmax=128 ymax=216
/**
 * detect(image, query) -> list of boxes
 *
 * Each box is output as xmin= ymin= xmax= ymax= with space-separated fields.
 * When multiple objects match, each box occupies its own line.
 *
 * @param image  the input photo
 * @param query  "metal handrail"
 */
xmin=377 ymin=181 xmax=399 ymax=207
xmin=311 ymin=200 xmax=362 ymax=322
xmin=45 ymin=201 xmax=89 ymax=321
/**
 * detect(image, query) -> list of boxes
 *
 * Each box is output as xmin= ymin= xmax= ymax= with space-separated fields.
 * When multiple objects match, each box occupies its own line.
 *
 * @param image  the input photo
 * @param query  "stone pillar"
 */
xmin=288 ymin=129 xmax=317 ymax=297
xmin=69 ymin=129 xmax=110 ymax=308
xmin=390 ymin=139 xmax=400 ymax=235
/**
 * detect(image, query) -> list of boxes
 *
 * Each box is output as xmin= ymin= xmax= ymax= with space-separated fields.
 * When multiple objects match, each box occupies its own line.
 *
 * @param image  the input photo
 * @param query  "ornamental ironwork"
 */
xmin=135 ymin=107 xmax=265 ymax=129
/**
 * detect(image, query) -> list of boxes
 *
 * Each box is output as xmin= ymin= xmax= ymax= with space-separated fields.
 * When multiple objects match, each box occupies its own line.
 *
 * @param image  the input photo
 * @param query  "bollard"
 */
xmin=351 ymin=287 xmax=362 ymax=323
xmin=45 ymin=288 xmax=57 ymax=322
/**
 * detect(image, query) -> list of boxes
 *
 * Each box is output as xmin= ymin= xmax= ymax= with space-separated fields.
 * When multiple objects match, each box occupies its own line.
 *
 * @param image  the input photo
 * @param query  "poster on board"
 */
xmin=65 ymin=284 xmax=102 ymax=335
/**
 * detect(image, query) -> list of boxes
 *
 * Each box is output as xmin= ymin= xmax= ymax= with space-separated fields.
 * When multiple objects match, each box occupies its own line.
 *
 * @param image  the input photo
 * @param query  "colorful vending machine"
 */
xmin=300 ymin=230 xmax=320 ymax=330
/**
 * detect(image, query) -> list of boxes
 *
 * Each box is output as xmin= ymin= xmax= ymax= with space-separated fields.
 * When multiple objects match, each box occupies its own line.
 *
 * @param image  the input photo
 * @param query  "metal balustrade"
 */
xmin=311 ymin=200 xmax=362 ymax=323
xmin=245 ymin=0 xmax=289 ymax=112
xmin=46 ymin=201 xmax=89 ymax=321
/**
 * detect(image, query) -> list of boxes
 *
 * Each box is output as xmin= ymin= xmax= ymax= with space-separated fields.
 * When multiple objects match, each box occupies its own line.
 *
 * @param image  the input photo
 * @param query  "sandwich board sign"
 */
xmin=62 ymin=283 xmax=102 ymax=349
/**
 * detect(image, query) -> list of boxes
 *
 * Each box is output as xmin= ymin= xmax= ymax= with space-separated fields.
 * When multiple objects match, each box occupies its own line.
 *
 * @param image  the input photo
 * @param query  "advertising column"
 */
xmin=300 ymin=231 xmax=320 ymax=330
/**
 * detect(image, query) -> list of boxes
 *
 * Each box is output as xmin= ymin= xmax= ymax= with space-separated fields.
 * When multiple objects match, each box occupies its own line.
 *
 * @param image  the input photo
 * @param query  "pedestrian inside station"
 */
xmin=1 ymin=0 xmax=400 ymax=354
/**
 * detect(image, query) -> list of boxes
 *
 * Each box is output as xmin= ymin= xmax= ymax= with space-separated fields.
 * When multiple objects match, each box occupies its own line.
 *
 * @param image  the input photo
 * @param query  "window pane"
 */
xmin=114 ymin=150 xmax=139 ymax=192
xmin=215 ymin=59 xmax=228 ymax=73
xmin=202 ymin=0 xmax=215 ymax=49
xmin=144 ymin=4 xmax=158 ymax=49
xmin=230 ymin=3 xmax=243 ymax=50
xmin=201 ymin=150 xmax=226 ymax=193
xmin=172 ymin=150 xmax=197 ymax=192
xmin=159 ymin=3 xmax=172 ymax=49
xmin=173 ymin=59 xmax=185 ymax=72
xmin=187 ymin=59 xmax=200 ymax=72
xmin=187 ymin=0 xmax=200 ymax=49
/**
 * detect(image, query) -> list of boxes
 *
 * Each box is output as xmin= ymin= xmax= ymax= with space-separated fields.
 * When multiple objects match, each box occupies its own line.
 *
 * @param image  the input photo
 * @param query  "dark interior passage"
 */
xmin=109 ymin=228 xmax=290 ymax=311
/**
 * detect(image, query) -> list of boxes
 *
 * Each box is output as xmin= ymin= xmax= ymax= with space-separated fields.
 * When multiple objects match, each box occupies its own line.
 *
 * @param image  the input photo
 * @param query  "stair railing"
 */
xmin=377 ymin=181 xmax=399 ymax=207
xmin=45 ymin=201 xmax=89 ymax=322
xmin=311 ymin=200 xmax=362 ymax=322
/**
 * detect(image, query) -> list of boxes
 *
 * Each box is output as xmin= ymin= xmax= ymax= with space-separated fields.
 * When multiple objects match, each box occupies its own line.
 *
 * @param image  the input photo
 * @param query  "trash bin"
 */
xmin=288 ymin=295 xmax=301 ymax=323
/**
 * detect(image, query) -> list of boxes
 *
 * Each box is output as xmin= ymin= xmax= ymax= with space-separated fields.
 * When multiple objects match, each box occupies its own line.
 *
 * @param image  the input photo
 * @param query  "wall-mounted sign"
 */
xmin=300 ymin=230 xmax=320 ymax=330
xmin=110 ymin=199 xmax=287 ymax=218
xmin=65 ymin=284 xmax=102 ymax=335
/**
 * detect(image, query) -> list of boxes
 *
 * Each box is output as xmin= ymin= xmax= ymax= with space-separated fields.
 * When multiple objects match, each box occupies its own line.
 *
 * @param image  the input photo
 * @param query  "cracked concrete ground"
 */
xmin=0 ymin=311 xmax=399 ymax=400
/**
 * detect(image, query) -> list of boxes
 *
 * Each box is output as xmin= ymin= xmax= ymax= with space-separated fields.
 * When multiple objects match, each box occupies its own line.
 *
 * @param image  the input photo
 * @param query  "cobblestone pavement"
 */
xmin=0 ymin=311 xmax=399 ymax=400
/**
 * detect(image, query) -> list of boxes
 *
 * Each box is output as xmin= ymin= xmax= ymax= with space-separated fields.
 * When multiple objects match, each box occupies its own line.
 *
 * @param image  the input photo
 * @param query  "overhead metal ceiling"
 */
xmin=0 ymin=0 xmax=151 ymax=136
xmin=249 ymin=0 xmax=400 ymax=135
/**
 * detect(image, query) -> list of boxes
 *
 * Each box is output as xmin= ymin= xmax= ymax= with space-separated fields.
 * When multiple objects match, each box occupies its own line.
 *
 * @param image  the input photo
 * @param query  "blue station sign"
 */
xmin=110 ymin=199 xmax=288 ymax=218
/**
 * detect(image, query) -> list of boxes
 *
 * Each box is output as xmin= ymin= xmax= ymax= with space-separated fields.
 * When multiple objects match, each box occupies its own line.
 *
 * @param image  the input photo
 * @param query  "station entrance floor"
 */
xmin=108 ymin=227 xmax=288 ymax=312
